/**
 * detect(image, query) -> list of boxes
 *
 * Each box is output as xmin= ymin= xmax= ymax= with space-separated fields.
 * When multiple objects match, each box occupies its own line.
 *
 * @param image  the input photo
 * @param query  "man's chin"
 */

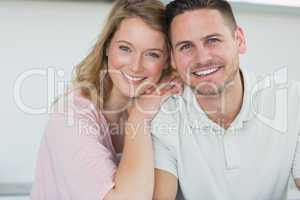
xmin=194 ymin=87 xmax=224 ymax=96
xmin=189 ymin=82 xmax=225 ymax=97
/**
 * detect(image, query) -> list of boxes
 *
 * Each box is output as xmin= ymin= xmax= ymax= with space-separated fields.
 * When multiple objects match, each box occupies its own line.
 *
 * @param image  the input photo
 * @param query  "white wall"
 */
xmin=0 ymin=0 xmax=112 ymax=184
xmin=1 ymin=0 xmax=300 ymax=197
xmin=233 ymin=4 xmax=300 ymax=80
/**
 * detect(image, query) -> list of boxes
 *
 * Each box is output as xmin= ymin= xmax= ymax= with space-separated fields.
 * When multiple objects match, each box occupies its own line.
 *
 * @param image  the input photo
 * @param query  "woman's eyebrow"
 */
xmin=116 ymin=40 xmax=133 ymax=46
xmin=117 ymin=40 xmax=165 ymax=52
xmin=146 ymin=48 xmax=164 ymax=52
xmin=117 ymin=40 xmax=164 ymax=51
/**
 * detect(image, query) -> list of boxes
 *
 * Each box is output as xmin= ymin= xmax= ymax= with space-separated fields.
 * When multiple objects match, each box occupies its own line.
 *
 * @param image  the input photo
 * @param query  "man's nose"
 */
xmin=194 ymin=45 xmax=213 ymax=65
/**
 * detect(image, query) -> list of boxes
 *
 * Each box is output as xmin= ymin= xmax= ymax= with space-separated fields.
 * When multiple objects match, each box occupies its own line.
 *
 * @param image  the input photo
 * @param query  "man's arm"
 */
xmin=153 ymin=169 xmax=178 ymax=200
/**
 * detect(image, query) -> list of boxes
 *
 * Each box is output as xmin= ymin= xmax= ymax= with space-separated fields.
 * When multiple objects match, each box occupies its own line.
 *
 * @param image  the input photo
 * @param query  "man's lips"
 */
xmin=191 ymin=65 xmax=223 ymax=77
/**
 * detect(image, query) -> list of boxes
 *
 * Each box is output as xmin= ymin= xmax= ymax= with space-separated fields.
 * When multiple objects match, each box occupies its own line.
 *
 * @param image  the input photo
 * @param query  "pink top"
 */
xmin=31 ymin=91 xmax=118 ymax=200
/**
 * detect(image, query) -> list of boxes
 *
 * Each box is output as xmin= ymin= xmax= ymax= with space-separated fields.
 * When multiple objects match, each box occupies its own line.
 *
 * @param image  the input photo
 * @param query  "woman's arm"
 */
xmin=153 ymin=169 xmax=178 ymax=200
xmin=104 ymin=108 xmax=154 ymax=200
xmin=32 ymin=77 xmax=180 ymax=200
xmin=104 ymin=76 xmax=182 ymax=200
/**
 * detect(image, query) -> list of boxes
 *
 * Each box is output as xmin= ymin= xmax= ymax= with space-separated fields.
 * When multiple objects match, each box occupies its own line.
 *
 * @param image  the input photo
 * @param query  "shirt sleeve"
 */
xmin=151 ymin=97 xmax=179 ymax=178
xmin=292 ymin=83 xmax=300 ymax=180
xmin=292 ymin=131 xmax=300 ymax=179
xmin=44 ymin=97 xmax=117 ymax=200
xmin=152 ymin=133 xmax=178 ymax=178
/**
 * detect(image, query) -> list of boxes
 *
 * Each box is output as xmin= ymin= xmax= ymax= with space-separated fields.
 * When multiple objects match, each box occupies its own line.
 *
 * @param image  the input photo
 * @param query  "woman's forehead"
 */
xmin=112 ymin=17 xmax=167 ymax=50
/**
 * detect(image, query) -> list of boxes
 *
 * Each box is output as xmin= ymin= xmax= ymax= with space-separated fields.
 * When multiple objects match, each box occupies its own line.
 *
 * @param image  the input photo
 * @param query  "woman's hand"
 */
xmin=129 ymin=73 xmax=183 ymax=122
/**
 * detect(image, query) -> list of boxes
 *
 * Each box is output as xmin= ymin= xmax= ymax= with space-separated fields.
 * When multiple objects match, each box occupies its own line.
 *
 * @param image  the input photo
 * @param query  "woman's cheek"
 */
xmin=146 ymin=63 xmax=164 ymax=82
xmin=108 ymin=51 xmax=131 ymax=70
xmin=109 ymin=59 xmax=121 ymax=71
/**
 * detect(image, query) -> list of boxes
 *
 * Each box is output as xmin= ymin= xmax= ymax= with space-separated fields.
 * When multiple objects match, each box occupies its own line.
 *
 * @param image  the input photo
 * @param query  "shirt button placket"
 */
xmin=223 ymin=130 xmax=240 ymax=171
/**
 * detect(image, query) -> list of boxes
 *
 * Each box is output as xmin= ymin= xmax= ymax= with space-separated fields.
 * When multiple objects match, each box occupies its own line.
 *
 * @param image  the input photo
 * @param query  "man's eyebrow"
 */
xmin=202 ymin=33 xmax=223 ymax=40
xmin=175 ymin=33 xmax=223 ymax=49
xmin=173 ymin=34 xmax=223 ymax=49
xmin=174 ymin=40 xmax=191 ymax=49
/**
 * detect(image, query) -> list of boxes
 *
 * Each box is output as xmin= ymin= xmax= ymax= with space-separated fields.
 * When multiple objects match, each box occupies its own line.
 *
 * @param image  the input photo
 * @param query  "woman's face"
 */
xmin=107 ymin=17 xmax=168 ymax=98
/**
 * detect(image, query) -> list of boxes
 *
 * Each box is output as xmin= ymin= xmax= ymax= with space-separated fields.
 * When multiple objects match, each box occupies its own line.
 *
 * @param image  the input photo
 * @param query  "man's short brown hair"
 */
xmin=165 ymin=0 xmax=237 ymax=35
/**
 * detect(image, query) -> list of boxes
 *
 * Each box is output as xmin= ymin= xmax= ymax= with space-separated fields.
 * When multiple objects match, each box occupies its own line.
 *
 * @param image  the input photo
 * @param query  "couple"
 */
xmin=31 ymin=0 xmax=300 ymax=199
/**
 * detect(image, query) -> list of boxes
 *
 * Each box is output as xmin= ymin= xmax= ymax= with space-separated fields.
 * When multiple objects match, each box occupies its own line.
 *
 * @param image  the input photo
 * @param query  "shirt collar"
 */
xmin=230 ymin=68 xmax=256 ymax=130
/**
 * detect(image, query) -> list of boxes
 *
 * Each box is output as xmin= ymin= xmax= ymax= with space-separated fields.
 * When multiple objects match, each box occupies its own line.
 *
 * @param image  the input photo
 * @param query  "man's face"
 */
xmin=170 ymin=9 xmax=246 ymax=96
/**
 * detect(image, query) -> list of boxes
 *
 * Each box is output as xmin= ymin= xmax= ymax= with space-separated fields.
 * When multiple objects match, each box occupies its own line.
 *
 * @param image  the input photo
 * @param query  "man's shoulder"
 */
xmin=245 ymin=69 xmax=300 ymax=100
xmin=287 ymin=80 xmax=300 ymax=108
xmin=151 ymin=95 xmax=182 ymax=138
xmin=288 ymin=80 xmax=300 ymax=93
xmin=250 ymin=72 xmax=300 ymax=123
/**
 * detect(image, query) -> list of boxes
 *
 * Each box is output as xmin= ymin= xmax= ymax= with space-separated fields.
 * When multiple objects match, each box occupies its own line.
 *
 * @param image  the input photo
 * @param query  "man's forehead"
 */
xmin=170 ymin=9 xmax=231 ymax=41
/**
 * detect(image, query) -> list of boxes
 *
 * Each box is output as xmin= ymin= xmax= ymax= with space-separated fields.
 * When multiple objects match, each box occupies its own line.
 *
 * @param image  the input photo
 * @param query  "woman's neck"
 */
xmin=103 ymin=86 xmax=132 ymax=154
xmin=103 ymin=86 xmax=131 ymax=124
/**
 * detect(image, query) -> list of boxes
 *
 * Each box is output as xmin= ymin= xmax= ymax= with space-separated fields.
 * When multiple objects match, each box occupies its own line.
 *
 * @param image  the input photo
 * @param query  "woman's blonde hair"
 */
xmin=71 ymin=0 xmax=170 ymax=111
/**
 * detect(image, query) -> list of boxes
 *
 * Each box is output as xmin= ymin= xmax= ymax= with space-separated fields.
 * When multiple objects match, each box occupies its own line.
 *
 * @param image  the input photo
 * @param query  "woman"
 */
xmin=31 ymin=0 xmax=181 ymax=199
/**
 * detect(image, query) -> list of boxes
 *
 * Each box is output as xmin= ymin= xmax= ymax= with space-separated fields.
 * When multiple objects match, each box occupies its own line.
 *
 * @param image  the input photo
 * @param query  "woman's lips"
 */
xmin=121 ymin=71 xmax=146 ymax=85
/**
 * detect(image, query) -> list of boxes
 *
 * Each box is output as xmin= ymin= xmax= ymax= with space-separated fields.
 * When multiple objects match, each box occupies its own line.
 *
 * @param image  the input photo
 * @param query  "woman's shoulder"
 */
xmin=49 ymin=88 xmax=107 ymax=126
xmin=43 ymin=88 xmax=112 ymax=143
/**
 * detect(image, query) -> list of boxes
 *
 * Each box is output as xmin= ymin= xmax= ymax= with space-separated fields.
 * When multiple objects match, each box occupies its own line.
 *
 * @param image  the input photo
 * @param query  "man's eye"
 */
xmin=207 ymin=38 xmax=220 ymax=45
xmin=147 ymin=52 xmax=160 ymax=59
xmin=179 ymin=43 xmax=192 ymax=51
xmin=119 ymin=45 xmax=131 ymax=52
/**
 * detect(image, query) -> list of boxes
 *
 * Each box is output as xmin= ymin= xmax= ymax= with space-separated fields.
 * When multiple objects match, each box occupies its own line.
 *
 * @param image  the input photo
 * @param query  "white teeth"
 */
xmin=123 ymin=72 xmax=145 ymax=81
xmin=194 ymin=67 xmax=219 ymax=76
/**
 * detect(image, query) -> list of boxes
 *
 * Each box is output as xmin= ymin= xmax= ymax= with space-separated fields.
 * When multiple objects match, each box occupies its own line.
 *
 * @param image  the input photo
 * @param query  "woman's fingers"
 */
xmin=158 ymin=82 xmax=182 ymax=105
xmin=144 ymin=86 xmax=155 ymax=95
xmin=132 ymin=75 xmax=183 ymax=120
xmin=140 ymin=73 xmax=183 ymax=97
xmin=156 ymin=76 xmax=183 ymax=96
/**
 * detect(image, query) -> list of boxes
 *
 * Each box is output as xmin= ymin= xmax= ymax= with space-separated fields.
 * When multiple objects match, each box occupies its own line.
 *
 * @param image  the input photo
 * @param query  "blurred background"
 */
xmin=0 ymin=0 xmax=300 ymax=199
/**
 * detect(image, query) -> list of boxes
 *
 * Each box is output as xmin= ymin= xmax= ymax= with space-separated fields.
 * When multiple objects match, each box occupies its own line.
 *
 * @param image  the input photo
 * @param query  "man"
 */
xmin=151 ymin=0 xmax=300 ymax=199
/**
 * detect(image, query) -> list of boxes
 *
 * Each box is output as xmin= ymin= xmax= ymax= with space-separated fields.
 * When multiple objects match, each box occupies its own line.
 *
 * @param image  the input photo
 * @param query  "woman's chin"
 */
xmin=118 ymin=88 xmax=143 ymax=99
xmin=127 ymin=90 xmax=145 ymax=98
xmin=116 ymin=78 xmax=157 ymax=98
xmin=122 ymin=84 xmax=150 ymax=98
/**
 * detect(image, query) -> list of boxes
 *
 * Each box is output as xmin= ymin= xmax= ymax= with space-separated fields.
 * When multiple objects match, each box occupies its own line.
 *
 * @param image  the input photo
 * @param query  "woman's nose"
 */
xmin=130 ymin=54 xmax=143 ymax=72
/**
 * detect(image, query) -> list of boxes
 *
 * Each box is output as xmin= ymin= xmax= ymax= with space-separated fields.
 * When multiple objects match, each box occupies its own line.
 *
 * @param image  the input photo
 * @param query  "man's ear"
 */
xmin=235 ymin=26 xmax=247 ymax=54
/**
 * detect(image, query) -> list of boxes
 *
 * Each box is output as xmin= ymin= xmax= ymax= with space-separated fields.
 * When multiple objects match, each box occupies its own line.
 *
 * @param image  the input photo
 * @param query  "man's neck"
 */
xmin=195 ymin=71 xmax=244 ymax=129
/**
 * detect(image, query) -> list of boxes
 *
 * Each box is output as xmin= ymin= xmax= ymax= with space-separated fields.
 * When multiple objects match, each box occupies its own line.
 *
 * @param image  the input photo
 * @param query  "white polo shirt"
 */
xmin=151 ymin=69 xmax=300 ymax=200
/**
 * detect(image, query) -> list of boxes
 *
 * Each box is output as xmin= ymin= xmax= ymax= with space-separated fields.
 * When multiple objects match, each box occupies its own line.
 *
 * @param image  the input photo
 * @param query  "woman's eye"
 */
xmin=147 ymin=52 xmax=160 ymax=59
xmin=119 ymin=45 xmax=131 ymax=52
xmin=179 ymin=43 xmax=192 ymax=51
